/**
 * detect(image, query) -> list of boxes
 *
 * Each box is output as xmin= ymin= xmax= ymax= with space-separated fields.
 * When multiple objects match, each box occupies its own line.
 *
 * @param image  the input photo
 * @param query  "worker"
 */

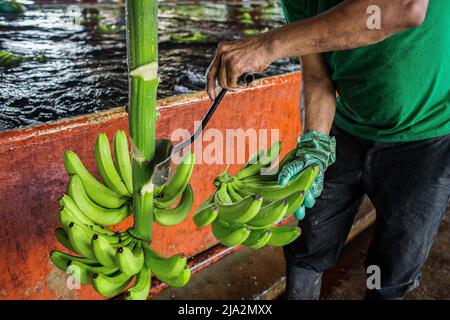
xmin=206 ymin=0 xmax=449 ymax=300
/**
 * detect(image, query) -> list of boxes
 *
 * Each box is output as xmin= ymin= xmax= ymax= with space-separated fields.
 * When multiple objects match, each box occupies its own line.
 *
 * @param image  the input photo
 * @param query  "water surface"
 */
xmin=0 ymin=1 xmax=299 ymax=131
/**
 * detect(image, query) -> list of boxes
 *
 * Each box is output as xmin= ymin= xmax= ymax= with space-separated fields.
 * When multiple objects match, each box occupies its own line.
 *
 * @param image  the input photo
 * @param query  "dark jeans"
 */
xmin=284 ymin=126 xmax=450 ymax=300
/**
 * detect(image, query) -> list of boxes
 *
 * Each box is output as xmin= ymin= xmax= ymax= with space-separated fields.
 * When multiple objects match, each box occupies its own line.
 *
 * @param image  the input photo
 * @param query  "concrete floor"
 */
xmin=155 ymin=207 xmax=449 ymax=300
xmin=154 ymin=245 xmax=287 ymax=300
xmin=326 ymin=208 xmax=450 ymax=300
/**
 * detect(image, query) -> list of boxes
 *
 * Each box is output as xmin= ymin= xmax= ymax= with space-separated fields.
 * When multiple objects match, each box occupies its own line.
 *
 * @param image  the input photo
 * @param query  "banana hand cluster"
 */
xmin=51 ymin=131 xmax=195 ymax=300
xmin=193 ymin=142 xmax=319 ymax=249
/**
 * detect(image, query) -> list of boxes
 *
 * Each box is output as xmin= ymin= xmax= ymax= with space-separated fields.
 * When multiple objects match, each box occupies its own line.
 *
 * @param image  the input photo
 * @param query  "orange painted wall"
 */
xmin=0 ymin=73 xmax=302 ymax=299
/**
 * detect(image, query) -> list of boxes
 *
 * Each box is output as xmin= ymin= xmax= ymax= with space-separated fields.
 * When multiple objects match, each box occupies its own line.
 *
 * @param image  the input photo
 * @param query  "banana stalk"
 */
xmin=126 ymin=0 xmax=158 ymax=241
xmin=52 ymin=1 xmax=193 ymax=299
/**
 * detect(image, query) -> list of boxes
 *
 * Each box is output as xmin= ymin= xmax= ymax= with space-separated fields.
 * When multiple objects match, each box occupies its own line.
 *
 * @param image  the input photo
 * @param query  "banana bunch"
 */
xmin=51 ymin=130 xmax=195 ymax=299
xmin=193 ymin=142 xmax=319 ymax=249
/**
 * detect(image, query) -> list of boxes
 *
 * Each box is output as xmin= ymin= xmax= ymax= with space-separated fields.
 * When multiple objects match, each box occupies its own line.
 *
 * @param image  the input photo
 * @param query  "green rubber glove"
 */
xmin=278 ymin=130 xmax=336 ymax=216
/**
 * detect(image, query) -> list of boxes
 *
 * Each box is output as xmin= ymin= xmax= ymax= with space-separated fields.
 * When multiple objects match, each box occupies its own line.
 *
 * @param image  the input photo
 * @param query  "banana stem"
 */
xmin=126 ymin=0 xmax=158 ymax=241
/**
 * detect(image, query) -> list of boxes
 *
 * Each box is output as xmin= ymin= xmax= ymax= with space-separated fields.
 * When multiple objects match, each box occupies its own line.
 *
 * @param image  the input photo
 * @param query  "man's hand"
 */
xmin=206 ymin=35 xmax=275 ymax=100
xmin=206 ymin=0 xmax=429 ymax=100
xmin=278 ymin=131 xmax=336 ymax=220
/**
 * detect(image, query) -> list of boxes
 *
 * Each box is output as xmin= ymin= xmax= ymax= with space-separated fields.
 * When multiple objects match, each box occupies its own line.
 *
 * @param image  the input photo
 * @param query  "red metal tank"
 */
xmin=0 ymin=73 xmax=302 ymax=299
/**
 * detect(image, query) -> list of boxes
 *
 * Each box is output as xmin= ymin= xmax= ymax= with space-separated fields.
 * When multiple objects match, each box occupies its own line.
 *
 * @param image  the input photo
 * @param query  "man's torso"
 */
xmin=282 ymin=0 xmax=450 ymax=142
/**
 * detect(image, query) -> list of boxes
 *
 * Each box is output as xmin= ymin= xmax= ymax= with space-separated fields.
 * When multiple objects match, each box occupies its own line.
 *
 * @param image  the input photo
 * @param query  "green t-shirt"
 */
xmin=281 ymin=0 xmax=450 ymax=142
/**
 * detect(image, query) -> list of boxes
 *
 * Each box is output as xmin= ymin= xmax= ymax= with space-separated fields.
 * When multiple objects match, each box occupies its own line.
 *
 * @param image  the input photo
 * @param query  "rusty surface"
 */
xmin=0 ymin=73 xmax=302 ymax=300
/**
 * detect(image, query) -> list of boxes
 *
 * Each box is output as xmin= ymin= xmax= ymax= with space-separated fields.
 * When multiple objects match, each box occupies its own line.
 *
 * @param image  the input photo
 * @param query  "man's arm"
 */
xmin=206 ymin=0 xmax=429 ymax=99
xmin=300 ymin=54 xmax=336 ymax=135
xmin=277 ymin=54 xmax=337 ymax=198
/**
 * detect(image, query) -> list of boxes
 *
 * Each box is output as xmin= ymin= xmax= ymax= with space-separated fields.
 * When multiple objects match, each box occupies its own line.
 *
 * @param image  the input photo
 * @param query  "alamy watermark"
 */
xmin=171 ymin=122 xmax=281 ymax=175
xmin=66 ymin=264 xmax=81 ymax=290
xmin=367 ymin=5 xmax=382 ymax=30
xmin=366 ymin=265 xmax=381 ymax=290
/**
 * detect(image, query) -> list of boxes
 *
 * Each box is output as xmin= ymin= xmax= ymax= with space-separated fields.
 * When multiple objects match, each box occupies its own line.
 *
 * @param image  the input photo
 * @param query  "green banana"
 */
xmin=110 ymin=234 xmax=135 ymax=249
xmin=88 ymin=264 xmax=120 ymax=276
xmin=240 ymin=148 xmax=296 ymax=183
xmin=50 ymin=250 xmax=96 ymax=272
xmin=64 ymin=150 xmax=126 ymax=208
xmin=230 ymin=182 xmax=253 ymax=198
xmin=92 ymin=234 xmax=117 ymax=267
xmin=154 ymin=184 xmax=194 ymax=226
xmin=124 ymin=266 xmax=151 ymax=300
xmin=246 ymin=199 xmax=288 ymax=228
xmin=266 ymin=226 xmax=301 ymax=246
xmin=214 ymin=193 xmax=263 ymax=224
xmin=115 ymin=244 xmax=145 ymax=277
xmin=240 ymin=147 xmax=299 ymax=182
xmin=59 ymin=195 xmax=96 ymax=226
xmin=113 ymin=130 xmax=133 ymax=195
xmin=95 ymin=133 xmax=130 ymax=197
xmin=243 ymin=148 xmax=264 ymax=169
xmin=68 ymin=175 xmax=129 ymax=226
xmin=92 ymin=271 xmax=133 ymax=298
xmin=243 ymin=229 xmax=272 ymax=249
xmin=158 ymin=266 xmax=191 ymax=288
xmin=284 ymin=191 xmax=306 ymax=217
xmin=51 ymin=253 xmax=100 ymax=285
xmin=154 ymin=184 xmax=165 ymax=197
xmin=236 ymin=141 xmax=282 ymax=179
xmin=243 ymin=149 xmax=297 ymax=181
xmin=58 ymin=208 xmax=74 ymax=231
xmin=59 ymin=209 xmax=121 ymax=246
xmin=51 ymin=251 xmax=117 ymax=285
xmin=67 ymin=222 xmax=97 ymax=260
xmin=59 ymin=206 xmax=104 ymax=236
xmin=143 ymin=246 xmax=187 ymax=279
xmin=238 ymin=179 xmax=280 ymax=186
xmin=60 ymin=195 xmax=116 ymax=235
xmin=55 ymin=227 xmax=75 ymax=252
xmin=211 ymin=219 xmax=251 ymax=247
xmin=192 ymin=203 xmax=219 ymax=227
xmin=234 ymin=166 xmax=319 ymax=201
xmin=69 ymin=260 xmax=118 ymax=285
xmin=240 ymin=174 xmax=280 ymax=183
xmin=154 ymin=152 xmax=195 ymax=208
xmin=226 ymin=183 xmax=243 ymax=202
xmin=214 ymin=182 xmax=233 ymax=204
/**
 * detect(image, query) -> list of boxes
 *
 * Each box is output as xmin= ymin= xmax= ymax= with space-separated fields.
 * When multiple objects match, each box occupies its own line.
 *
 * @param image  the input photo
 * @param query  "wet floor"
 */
xmin=0 ymin=1 xmax=299 ymax=131
xmin=326 ymin=208 xmax=450 ymax=300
